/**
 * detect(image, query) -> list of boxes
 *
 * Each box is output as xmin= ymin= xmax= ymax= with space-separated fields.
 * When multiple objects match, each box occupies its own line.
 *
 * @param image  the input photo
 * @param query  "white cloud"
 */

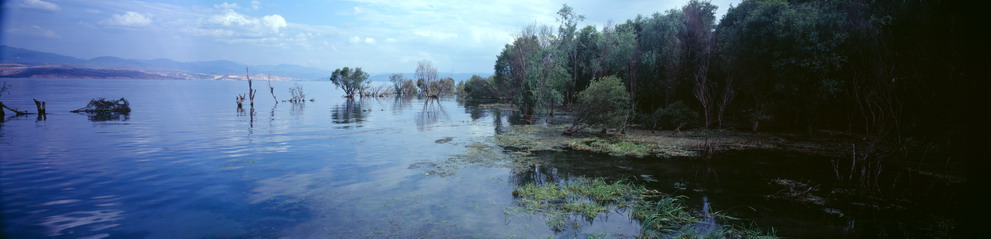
xmin=385 ymin=38 xmax=397 ymax=43
xmin=205 ymin=9 xmax=285 ymax=34
xmin=262 ymin=15 xmax=287 ymax=33
xmin=18 ymin=0 xmax=59 ymax=12
xmin=349 ymin=36 xmax=361 ymax=44
xmin=105 ymin=11 xmax=152 ymax=27
xmin=214 ymin=2 xmax=240 ymax=9
xmin=363 ymin=37 xmax=375 ymax=44
xmin=209 ymin=9 xmax=253 ymax=26
xmin=251 ymin=0 xmax=261 ymax=10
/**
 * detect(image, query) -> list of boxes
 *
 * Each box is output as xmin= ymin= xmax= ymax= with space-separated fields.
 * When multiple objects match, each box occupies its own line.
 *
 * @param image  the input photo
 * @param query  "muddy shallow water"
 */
xmin=0 ymin=78 xmax=961 ymax=238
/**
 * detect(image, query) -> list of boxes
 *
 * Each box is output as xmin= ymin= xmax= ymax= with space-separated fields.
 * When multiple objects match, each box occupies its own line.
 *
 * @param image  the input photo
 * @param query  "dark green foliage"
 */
xmin=486 ymin=0 xmax=965 ymax=153
xmin=571 ymin=76 xmax=631 ymax=132
xmin=390 ymin=73 xmax=417 ymax=97
xmin=437 ymin=77 xmax=455 ymax=94
xmin=494 ymin=24 xmax=570 ymax=122
xmin=652 ymin=101 xmax=698 ymax=131
xmin=71 ymin=98 xmax=131 ymax=113
xmin=329 ymin=67 xmax=369 ymax=97
xmin=462 ymin=75 xmax=496 ymax=99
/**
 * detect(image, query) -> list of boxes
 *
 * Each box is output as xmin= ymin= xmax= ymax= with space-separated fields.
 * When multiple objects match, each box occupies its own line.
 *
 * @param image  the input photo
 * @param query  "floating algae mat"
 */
xmin=508 ymin=177 xmax=778 ymax=238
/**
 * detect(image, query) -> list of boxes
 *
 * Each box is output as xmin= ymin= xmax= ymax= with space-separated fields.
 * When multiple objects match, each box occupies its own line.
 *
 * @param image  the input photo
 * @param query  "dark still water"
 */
xmin=1 ymin=79 xmax=961 ymax=238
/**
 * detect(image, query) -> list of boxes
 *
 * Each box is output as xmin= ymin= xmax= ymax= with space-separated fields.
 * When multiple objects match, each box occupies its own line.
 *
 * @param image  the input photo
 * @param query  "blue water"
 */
xmin=0 ymin=78 xmax=962 ymax=238
xmin=0 ymin=78 xmax=573 ymax=238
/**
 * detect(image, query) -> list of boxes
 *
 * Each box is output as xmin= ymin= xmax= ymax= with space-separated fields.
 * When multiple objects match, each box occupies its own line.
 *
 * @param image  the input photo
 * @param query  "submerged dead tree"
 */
xmin=33 ymin=99 xmax=46 ymax=120
xmin=247 ymin=68 xmax=257 ymax=108
xmin=1 ymin=102 xmax=31 ymax=116
xmin=33 ymin=99 xmax=46 ymax=115
xmin=268 ymin=76 xmax=278 ymax=103
xmin=236 ymin=94 xmax=246 ymax=109
xmin=287 ymin=83 xmax=307 ymax=103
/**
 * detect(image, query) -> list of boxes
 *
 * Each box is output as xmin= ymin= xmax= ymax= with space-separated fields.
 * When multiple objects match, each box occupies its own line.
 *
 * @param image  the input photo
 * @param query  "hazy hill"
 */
xmin=0 ymin=45 xmax=332 ymax=80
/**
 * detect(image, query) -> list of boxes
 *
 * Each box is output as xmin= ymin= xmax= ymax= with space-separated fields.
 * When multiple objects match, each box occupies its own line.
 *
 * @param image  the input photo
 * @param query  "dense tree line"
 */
xmin=472 ymin=0 xmax=964 ymax=147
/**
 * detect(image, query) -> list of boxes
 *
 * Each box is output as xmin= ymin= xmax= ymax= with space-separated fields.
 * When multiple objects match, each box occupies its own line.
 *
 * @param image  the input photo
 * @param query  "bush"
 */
xmin=569 ymin=76 xmax=631 ymax=133
xmin=462 ymin=75 xmax=496 ymax=99
xmin=652 ymin=101 xmax=698 ymax=131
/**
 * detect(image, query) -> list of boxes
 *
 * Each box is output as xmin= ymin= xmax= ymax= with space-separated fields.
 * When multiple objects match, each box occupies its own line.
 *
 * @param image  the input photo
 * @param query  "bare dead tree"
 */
xmin=268 ymin=75 xmax=278 ymax=103
xmin=716 ymin=76 xmax=735 ymax=128
xmin=247 ymin=68 xmax=257 ymax=108
xmin=415 ymin=60 xmax=439 ymax=97
xmin=685 ymin=3 xmax=715 ymax=129
xmin=236 ymin=94 xmax=246 ymax=109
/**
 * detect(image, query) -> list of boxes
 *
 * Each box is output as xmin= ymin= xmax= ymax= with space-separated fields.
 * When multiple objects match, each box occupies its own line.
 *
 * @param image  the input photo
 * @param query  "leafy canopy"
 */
xmin=329 ymin=67 xmax=369 ymax=97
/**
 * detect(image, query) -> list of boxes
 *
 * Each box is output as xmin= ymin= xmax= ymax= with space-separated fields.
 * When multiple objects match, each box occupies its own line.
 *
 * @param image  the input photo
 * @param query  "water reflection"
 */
xmin=290 ymin=101 xmax=304 ymax=117
xmin=331 ymin=99 xmax=364 ymax=127
xmin=457 ymin=98 xmax=489 ymax=121
xmin=391 ymin=96 xmax=413 ymax=115
xmin=80 ymin=111 xmax=130 ymax=122
xmin=415 ymin=98 xmax=448 ymax=131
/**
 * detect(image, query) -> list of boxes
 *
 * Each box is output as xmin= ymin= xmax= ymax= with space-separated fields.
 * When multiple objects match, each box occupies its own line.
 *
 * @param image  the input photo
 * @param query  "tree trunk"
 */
xmin=33 ymin=99 xmax=46 ymax=115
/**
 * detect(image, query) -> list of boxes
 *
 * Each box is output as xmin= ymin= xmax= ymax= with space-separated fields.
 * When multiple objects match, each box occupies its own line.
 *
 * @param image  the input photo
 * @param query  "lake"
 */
xmin=0 ymin=79 xmax=961 ymax=238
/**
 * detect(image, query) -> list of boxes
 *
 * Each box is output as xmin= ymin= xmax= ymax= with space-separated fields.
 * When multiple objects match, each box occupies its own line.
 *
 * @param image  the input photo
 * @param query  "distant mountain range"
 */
xmin=0 ymin=45 xmax=331 ymax=80
xmin=0 ymin=45 xmax=492 ymax=81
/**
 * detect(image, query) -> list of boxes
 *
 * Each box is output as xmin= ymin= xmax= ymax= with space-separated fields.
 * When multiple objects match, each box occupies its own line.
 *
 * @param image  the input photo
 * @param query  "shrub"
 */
xmin=652 ymin=101 xmax=698 ymax=131
xmin=463 ymin=75 xmax=496 ymax=99
xmin=569 ymin=76 xmax=631 ymax=133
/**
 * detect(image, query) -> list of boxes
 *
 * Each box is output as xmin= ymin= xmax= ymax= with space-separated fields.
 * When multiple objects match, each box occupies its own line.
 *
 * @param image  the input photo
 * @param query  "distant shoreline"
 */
xmin=0 ymin=64 xmax=297 ymax=81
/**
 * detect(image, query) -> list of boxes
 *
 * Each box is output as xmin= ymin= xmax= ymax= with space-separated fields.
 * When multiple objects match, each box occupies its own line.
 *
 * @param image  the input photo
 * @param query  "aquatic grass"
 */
xmin=565 ymin=137 xmax=700 ymax=158
xmin=633 ymin=195 xmax=698 ymax=235
xmin=494 ymin=124 xmax=574 ymax=153
xmin=510 ymin=177 xmax=652 ymax=231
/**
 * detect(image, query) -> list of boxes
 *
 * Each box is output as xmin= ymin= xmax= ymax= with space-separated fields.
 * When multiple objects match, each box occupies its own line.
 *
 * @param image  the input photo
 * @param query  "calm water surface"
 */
xmin=0 ymin=79 xmax=960 ymax=238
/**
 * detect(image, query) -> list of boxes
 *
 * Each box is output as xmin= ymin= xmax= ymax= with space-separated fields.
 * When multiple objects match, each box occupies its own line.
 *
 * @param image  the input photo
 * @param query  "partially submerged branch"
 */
xmin=1 ymin=101 xmax=31 ymax=115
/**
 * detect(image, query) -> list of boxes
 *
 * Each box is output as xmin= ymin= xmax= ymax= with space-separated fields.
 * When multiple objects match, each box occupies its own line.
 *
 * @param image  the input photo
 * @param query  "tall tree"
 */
xmin=415 ymin=60 xmax=439 ymax=97
xmin=679 ymin=0 xmax=718 ymax=128
xmin=329 ymin=67 xmax=370 ymax=98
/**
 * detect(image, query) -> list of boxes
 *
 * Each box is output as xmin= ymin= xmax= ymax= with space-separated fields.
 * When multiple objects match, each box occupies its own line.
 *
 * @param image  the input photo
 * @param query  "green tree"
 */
xmin=389 ymin=73 xmax=417 ymax=97
xmin=462 ymin=75 xmax=495 ymax=99
xmin=569 ymin=76 xmax=631 ymax=133
xmin=555 ymin=4 xmax=585 ymax=105
xmin=329 ymin=67 xmax=370 ymax=98
xmin=494 ymin=24 xmax=570 ymax=123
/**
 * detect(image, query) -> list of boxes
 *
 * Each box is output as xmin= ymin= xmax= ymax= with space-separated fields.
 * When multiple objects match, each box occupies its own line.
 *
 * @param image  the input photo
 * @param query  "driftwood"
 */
xmin=0 ymin=101 xmax=31 ymax=116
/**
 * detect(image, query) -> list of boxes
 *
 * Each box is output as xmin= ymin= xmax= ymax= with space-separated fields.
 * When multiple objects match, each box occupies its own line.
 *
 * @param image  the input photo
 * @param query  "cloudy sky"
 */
xmin=1 ymin=0 xmax=739 ymax=74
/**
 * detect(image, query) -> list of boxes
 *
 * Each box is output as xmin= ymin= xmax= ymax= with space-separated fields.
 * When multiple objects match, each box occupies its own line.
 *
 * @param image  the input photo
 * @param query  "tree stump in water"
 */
xmin=33 ymin=99 xmax=46 ymax=115
xmin=236 ymin=94 xmax=246 ymax=109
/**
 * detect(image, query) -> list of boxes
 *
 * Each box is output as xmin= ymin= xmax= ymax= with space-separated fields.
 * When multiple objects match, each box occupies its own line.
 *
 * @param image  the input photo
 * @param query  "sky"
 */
xmin=1 ymin=0 xmax=740 ymax=74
